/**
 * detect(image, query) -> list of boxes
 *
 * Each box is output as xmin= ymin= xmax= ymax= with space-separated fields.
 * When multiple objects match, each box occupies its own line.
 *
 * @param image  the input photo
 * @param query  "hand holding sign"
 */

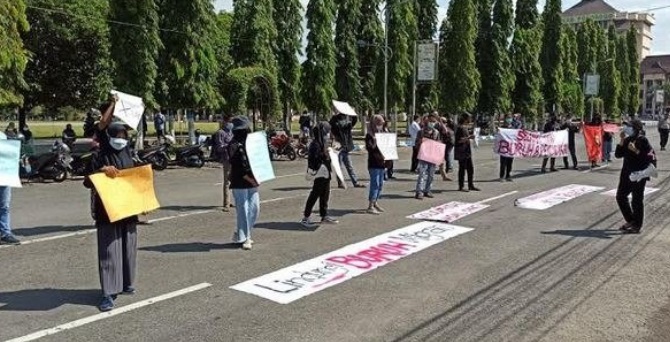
xmin=417 ymin=139 xmax=446 ymax=165
xmin=375 ymin=133 xmax=398 ymax=160
xmin=110 ymin=90 xmax=145 ymax=130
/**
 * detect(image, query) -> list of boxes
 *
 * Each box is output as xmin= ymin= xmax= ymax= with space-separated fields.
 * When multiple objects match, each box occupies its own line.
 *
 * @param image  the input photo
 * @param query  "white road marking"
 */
xmin=215 ymin=172 xmax=303 ymax=185
xmin=476 ymin=191 xmax=519 ymax=204
xmin=581 ymin=165 xmax=609 ymax=173
xmin=147 ymin=210 xmax=214 ymax=223
xmin=0 ymin=229 xmax=98 ymax=249
xmin=5 ymin=283 xmax=212 ymax=342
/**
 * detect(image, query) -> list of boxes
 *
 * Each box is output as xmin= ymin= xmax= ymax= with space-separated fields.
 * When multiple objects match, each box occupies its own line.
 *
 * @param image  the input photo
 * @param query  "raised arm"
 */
xmin=97 ymin=95 xmax=118 ymax=131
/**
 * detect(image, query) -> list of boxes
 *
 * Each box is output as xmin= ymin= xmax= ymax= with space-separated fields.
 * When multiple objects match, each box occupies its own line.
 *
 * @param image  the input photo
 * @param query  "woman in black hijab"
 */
xmin=84 ymin=95 xmax=139 ymax=312
xmin=301 ymin=122 xmax=338 ymax=228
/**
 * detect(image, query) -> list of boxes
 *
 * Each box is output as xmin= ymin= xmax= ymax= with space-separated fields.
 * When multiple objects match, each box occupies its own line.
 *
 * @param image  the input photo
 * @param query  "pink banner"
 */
xmin=603 ymin=124 xmax=620 ymax=133
xmin=417 ymin=139 xmax=446 ymax=165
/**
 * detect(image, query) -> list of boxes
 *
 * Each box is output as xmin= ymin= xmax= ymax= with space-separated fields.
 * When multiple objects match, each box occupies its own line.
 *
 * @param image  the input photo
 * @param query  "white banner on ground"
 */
xmin=375 ymin=133 xmax=398 ymax=160
xmin=328 ymin=148 xmax=345 ymax=185
xmin=494 ymin=129 xmax=569 ymax=159
xmin=600 ymin=187 xmax=660 ymax=197
xmin=110 ymin=90 xmax=145 ymax=130
xmin=514 ymin=184 xmax=604 ymax=210
xmin=230 ymin=222 xmax=473 ymax=304
xmin=407 ymin=201 xmax=489 ymax=223
xmin=332 ymin=100 xmax=357 ymax=117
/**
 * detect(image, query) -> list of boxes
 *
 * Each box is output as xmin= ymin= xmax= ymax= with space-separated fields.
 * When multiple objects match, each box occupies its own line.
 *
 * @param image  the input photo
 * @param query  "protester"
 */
xmin=4 ymin=123 xmax=17 ymax=139
xmin=602 ymin=119 xmax=614 ymax=163
xmin=586 ymin=115 xmax=603 ymax=168
xmin=228 ymin=116 xmax=259 ymax=250
xmin=0 ymin=131 xmax=20 ymax=246
xmin=154 ymin=111 xmax=166 ymax=142
xmin=382 ymin=119 xmax=395 ymax=180
xmin=561 ymin=115 xmax=580 ymax=170
xmin=409 ymin=114 xmax=422 ymax=172
xmin=213 ymin=117 xmax=234 ymax=211
xmin=194 ymin=129 xmax=208 ymax=145
xmin=301 ymin=122 xmax=338 ymax=227
xmin=330 ymin=112 xmax=365 ymax=188
xmin=438 ymin=116 xmax=454 ymax=182
xmin=415 ymin=113 xmax=441 ymax=199
xmin=455 ymin=113 xmax=480 ymax=192
xmin=658 ymin=109 xmax=669 ymax=151
xmin=499 ymin=114 xmax=515 ymax=181
xmin=83 ymin=95 xmax=138 ymax=312
xmin=510 ymin=113 xmax=524 ymax=129
xmin=62 ymin=124 xmax=77 ymax=149
xmin=299 ymin=111 xmax=312 ymax=139
xmin=365 ymin=115 xmax=387 ymax=214
xmin=83 ymin=109 xmax=99 ymax=138
xmin=615 ymin=120 xmax=656 ymax=234
xmin=541 ymin=115 xmax=561 ymax=173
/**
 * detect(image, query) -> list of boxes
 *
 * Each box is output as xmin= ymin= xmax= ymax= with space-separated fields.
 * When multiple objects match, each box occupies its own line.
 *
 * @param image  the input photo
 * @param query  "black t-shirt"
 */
xmin=365 ymin=134 xmax=386 ymax=169
xmin=228 ymin=140 xmax=256 ymax=189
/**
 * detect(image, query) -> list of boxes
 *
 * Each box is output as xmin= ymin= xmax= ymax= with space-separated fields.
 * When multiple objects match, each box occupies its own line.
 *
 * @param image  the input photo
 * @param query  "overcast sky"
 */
xmin=214 ymin=0 xmax=669 ymax=55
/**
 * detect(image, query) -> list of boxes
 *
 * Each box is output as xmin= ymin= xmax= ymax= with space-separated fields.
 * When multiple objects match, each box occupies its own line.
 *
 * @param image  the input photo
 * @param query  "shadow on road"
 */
xmin=0 ymin=288 xmax=99 ymax=311
xmin=13 ymin=225 xmax=92 ymax=237
xmin=140 ymin=242 xmax=240 ymax=253
xmin=272 ymin=186 xmax=311 ymax=192
xmin=159 ymin=205 xmax=219 ymax=212
xmin=255 ymin=222 xmax=318 ymax=232
xmin=541 ymin=229 xmax=621 ymax=239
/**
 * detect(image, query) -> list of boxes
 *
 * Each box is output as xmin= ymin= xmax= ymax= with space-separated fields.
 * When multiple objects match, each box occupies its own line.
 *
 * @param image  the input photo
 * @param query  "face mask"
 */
xmin=505 ymin=118 xmax=513 ymax=124
xmin=226 ymin=123 xmax=233 ymax=131
xmin=376 ymin=125 xmax=383 ymax=131
xmin=325 ymin=133 xmax=330 ymax=140
xmin=428 ymin=122 xmax=436 ymax=129
xmin=623 ymin=126 xmax=634 ymax=137
xmin=110 ymin=138 xmax=128 ymax=151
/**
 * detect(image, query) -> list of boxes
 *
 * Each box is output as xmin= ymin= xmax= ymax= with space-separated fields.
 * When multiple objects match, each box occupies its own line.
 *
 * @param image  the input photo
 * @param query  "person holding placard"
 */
xmin=83 ymin=95 xmax=140 ymax=312
xmin=301 ymin=122 xmax=338 ymax=227
xmin=228 ymin=116 xmax=260 ymax=250
xmin=330 ymin=113 xmax=365 ymax=189
xmin=382 ymin=119 xmax=395 ymax=180
xmin=409 ymin=114 xmax=422 ymax=172
xmin=455 ymin=114 xmax=480 ymax=192
xmin=415 ymin=113 xmax=442 ymax=199
xmin=365 ymin=115 xmax=387 ymax=214
xmin=438 ymin=116 xmax=455 ymax=182
xmin=541 ymin=115 xmax=562 ymax=172
xmin=0 ymin=132 xmax=20 ymax=246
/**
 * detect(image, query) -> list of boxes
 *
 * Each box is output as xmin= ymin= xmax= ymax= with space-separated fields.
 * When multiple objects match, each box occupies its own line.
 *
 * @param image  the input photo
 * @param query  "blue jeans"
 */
xmin=416 ymin=161 xmax=437 ymax=194
xmin=603 ymin=140 xmax=613 ymax=161
xmin=232 ymin=188 xmax=259 ymax=243
xmin=368 ymin=168 xmax=385 ymax=201
xmin=0 ymin=186 xmax=12 ymax=237
xmin=338 ymin=151 xmax=359 ymax=186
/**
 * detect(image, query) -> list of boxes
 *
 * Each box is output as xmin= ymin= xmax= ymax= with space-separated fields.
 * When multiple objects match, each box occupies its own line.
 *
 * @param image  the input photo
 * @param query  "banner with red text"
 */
xmin=603 ymin=123 xmax=620 ymax=133
xmin=514 ymin=184 xmax=604 ymax=210
xmin=583 ymin=125 xmax=603 ymax=162
xmin=230 ymin=222 xmax=473 ymax=304
xmin=494 ymin=129 xmax=569 ymax=159
xmin=407 ymin=201 xmax=489 ymax=222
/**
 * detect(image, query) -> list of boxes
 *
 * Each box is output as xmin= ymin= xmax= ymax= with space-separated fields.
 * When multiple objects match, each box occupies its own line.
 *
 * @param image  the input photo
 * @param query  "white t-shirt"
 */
xmin=408 ymin=121 xmax=421 ymax=146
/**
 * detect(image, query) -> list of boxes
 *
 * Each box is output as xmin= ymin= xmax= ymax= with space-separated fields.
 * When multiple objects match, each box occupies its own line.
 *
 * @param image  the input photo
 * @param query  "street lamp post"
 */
xmin=585 ymin=58 xmax=613 ymax=122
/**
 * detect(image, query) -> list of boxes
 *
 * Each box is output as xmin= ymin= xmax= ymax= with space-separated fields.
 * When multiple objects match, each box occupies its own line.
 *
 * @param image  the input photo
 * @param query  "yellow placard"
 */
xmin=90 ymin=164 xmax=160 ymax=223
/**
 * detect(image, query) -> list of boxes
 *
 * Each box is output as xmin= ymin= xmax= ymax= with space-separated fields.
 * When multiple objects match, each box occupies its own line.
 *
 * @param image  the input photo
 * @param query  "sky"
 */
xmin=214 ymin=0 xmax=670 ymax=55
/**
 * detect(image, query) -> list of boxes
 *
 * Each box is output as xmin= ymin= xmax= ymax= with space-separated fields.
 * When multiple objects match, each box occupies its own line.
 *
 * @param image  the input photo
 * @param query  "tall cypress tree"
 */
xmin=109 ymin=0 xmax=161 ymax=109
xmin=386 ymin=0 xmax=417 ymax=114
xmin=302 ymin=0 xmax=337 ymax=117
xmin=274 ymin=0 xmax=303 ymax=125
xmin=600 ymin=26 xmax=620 ymax=118
xmin=560 ymin=27 xmax=583 ymax=117
xmin=0 ymin=0 xmax=29 ymax=106
xmin=616 ymin=35 xmax=630 ymax=115
xmin=441 ymin=0 xmax=480 ymax=113
xmin=626 ymin=27 xmax=640 ymax=115
xmin=490 ymin=0 xmax=514 ymax=114
xmin=475 ymin=0 xmax=494 ymax=115
xmin=335 ymin=0 xmax=363 ymax=108
xmin=357 ymin=0 xmax=383 ymax=114
xmin=540 ymin=0 xmax=563 ymax=113
xmin=414 ymin=0 xmax=438 ymax=113
xmin=576 ymin=19 xmax=597 ymax=79
xmin=438 ymin=16 xmax=451 ymax=114
xmin=230 ymin=0 xmax=277 ymax=74
xmin=515 ymin=0 xmax=538 ymax=29
xmin=511 ymin=28 xmax=543 ymax=124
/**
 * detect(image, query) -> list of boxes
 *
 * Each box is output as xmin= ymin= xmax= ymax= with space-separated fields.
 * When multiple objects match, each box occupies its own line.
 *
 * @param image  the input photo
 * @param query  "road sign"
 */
xmin=655 ymin=89 xmax=665 ymax=104
xmin=584 ymin=74 xmax=600 ymax=96
xmin=416 ymin=42 xmax=438 ymax=82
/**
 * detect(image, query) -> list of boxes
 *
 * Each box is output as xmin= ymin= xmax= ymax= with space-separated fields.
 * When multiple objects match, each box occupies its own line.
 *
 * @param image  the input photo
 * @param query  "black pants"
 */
xmin=97 ymin=221 xmax=137 ymax=297
xmin=410 ymin=147 xmax=419 ymax=172
xmin=660 ymin=129 xmax=669 ymax=149
xmin=563 ymin=143 xmax=578 ymax=168
xmin=542 ymin=158 xmax=556 ymax=171
xmin=386 ymin=161 xmax=394 ymax=178
xmin=304 ymin=177 xmax=330 ymax=218
xmin=458 ymin=158 xmax=475 ymax=189
xmin=499 ymin=156 xmax=513 ymax=179
xmin=616 ymin=176 xmax=647 ymax=228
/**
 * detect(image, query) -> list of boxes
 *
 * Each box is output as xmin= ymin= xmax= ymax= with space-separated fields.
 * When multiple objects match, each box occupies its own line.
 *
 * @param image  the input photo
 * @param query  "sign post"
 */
xmin=412 ymin=41 xmax=439 ymax=119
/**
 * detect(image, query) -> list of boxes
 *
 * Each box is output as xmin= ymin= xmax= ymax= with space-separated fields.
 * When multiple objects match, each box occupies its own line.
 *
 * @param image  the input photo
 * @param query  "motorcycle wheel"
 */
xmin=192 ymin=156 xmax=205 ymax=168
xmin=153 ymin=154 xmax=169 ymax=171
xmin=286 ymin=146 xmax=297 ymax=161
xmin=297 ymin=147 xmax=308 ymax=159
xmin=52 ymin=164 xmax=68 ymax=183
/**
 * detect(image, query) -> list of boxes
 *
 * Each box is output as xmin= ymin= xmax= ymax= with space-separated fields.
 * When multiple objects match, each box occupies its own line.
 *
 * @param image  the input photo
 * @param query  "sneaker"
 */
xmin=122 ymin=287 xmax=136 ymax=295
xmin=242 ymin=240 xmax=253 ymax=250
xmin=321 ymin=216 xmax=339 ymax=224
xmin=468 ymin=186 xmax=481 ymax=192
xmin=98 ymin=296 xmax=115 ymax=312
xmin=367 ymin=208 xmax=381 ymax=215
xmin=415 ymin=193 xmax=424 ymax=200
xmin=459 ymin=188 xmax=470 ymax=193
xmin=424 ymin=192 xmax=434 ymax=198
xmin=373 ymin=204 xmax=385 ymax=212
xmin=300 ymin=218 xmax=318 ymax=228
xmin=0 ymin=235 xmax=21 ymax=245
xmin=550 ymin=168 xmax=559 ymax=172
xmin=354 ymin=183 xmax=367 ymax=188
xmin=505 ymin=178 xmax=513 ymax=182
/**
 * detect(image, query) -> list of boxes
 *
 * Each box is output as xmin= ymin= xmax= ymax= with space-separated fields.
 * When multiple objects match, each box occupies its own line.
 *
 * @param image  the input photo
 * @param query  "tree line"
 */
xmin=0 ymin=0 xmax=642 ymax=130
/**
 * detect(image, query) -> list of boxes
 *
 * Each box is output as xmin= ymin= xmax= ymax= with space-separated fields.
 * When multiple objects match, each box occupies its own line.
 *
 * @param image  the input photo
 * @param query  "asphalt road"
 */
xmin=2 ymin=131 xmax=670 ymax=342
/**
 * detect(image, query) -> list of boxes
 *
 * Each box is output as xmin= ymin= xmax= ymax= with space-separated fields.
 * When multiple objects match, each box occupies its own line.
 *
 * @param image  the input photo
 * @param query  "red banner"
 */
xmin=583 ymin=125 xmax=603 ymax=162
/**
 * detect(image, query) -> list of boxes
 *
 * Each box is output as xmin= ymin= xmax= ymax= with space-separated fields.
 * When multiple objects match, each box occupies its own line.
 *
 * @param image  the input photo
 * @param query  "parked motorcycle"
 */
xmin=135 ymin=144 xmax=169 ymax=171
xmin=268 ymin=132 xmax=297 ymax=161
xmin=295 ymin=136 xmax=309 ymax=159
xmin=164 ymin=136 xmax=205 ymax=168
xmin=19 ymin=152 xmax=68 ymax=183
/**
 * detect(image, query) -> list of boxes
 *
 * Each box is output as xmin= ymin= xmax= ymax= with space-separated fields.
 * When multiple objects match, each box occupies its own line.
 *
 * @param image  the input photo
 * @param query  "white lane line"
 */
xmin=215 ymin=172 xmax=303 ymax=185
xmin=0 ymin=229 xmax=98 ymax=249
xmin=476 ymin=191 xmax=519 ymax=204
xmin=581 ymin=165 xmax=609 ymax=173
xmin=5 ymin=283 xmax=212 ymax=342
xmin=147 ymin=210 xmax=214 ymax=223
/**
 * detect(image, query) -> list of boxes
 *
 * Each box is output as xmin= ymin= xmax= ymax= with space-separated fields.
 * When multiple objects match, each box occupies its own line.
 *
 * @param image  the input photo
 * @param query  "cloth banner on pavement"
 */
xmin=332 ymin=100 xmax=357 ymax=116
xmin=493 ymin=129 xmax=569 ymax=159
xmin=407 ymin=201 xmax=489 ymax=223
xmin=110 ymin=90 xmax=145 ymax=130
xmin=89 ymin=165 xmax=160 ymax=222
xmin=246 ymin=131 xmax=276 ymax=184
xmin=230 ymin=221 xmax=473 ymax=304
xmin=0 ymin=140 xmax=22 ymax=188
xmin=375 ymin=133 xmax=398 ymax=160
xmin=600 ymin=187 xmax=660 ymax=197
xmin=583 ymin=125 xmax=603 ymax=162
xmin=603 ymin=124 xmax=620 ymax=133
xmin=417 ymin=139 xmax=446 ymax=165
xmin=328 ymin=147 xmax=345 ymax=185
xmin=514 ymin=184 xmax=604 ymax=210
